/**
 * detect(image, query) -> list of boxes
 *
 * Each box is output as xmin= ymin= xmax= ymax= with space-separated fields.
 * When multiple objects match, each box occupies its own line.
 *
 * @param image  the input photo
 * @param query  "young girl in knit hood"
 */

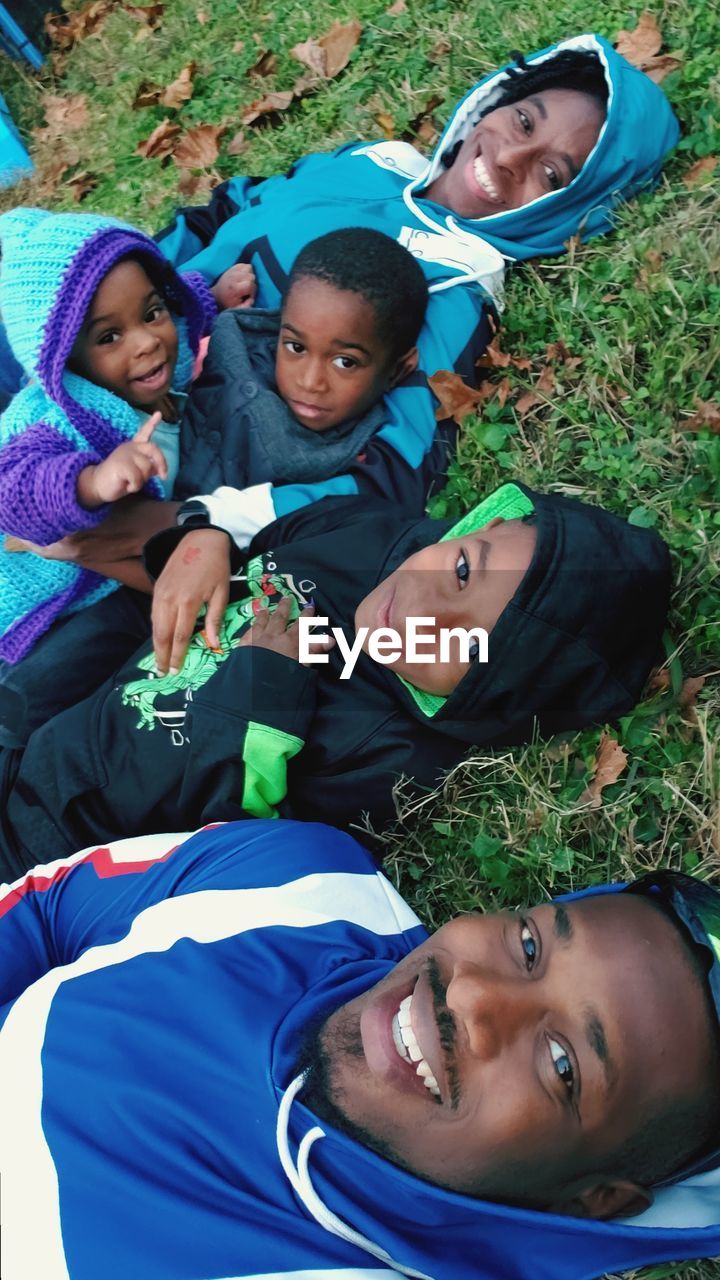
xmin=0 ymin=208 xmax=252 ymax=666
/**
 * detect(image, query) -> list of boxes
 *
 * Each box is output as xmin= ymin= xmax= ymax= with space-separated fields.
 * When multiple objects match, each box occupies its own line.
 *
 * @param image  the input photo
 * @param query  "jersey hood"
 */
xmin=407 ymin=32 xmax=680 ymax=264
xmin=378 ymin=482 xmax=671 ymax=744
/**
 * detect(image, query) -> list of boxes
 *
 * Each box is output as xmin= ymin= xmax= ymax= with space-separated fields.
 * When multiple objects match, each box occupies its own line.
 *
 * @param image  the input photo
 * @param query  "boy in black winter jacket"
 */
xmin=0 ymin=482 xmax=670 ymax=880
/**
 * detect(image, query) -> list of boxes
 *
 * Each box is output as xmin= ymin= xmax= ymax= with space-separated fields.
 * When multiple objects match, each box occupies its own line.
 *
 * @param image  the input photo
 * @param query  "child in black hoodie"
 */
xmin=0 ymin=482 xmax=670 ymax=879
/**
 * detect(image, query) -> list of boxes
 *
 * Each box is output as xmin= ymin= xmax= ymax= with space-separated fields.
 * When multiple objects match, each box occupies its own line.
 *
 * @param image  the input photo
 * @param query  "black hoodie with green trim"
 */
xmin=0 ymin=489 xmax=670 ymax=878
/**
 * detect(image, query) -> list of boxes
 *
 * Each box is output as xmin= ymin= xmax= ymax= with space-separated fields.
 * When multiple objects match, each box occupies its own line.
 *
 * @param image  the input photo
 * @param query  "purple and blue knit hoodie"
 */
xmin=0 ymin=208 xmax=216 ymax=663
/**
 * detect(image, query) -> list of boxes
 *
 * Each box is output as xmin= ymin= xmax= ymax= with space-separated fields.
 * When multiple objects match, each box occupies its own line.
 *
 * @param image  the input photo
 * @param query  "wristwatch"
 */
xmin=176 ymin=498 xmax=212 ymax=528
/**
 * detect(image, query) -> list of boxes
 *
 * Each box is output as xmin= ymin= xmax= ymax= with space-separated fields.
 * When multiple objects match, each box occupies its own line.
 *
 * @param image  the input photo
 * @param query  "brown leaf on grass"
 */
xmin=494 ymin=376 xmax=511 ymax=409
xmin=615 ymin=12 xmax=662 ymax=65
xmin=405 ymin=93 xmax=443 ymax=146
xmin=544 ymin=339 xmax=583 ymax=369
xmin=430 ymin=39 xmax=452 ymax=61
xmin=233 ymin=41 xmax=245 ymax=53
xmin=177 ymin=170 xmax=220 ymax=199
xmin=196 ymin=9 xmax=209 ymax=22
xmin=132 ymin=80 xmax=163 ymax=108
xmin=386 ymin=0 xmax=407 ymax=12
xmin=514 ymin=388 xmax=542 ymax=417
xmin=679 ymin=675 xmax=706 ymax=724
xmin=579 ymin=733 xmax=628 ymax=808
xmin=44 ymin=0 xmax=116 ymax=50
xmin=614 ymin=13 xmax=681 ymax=82
xmin=241 ymin=90 xmax=295 ymax=126
xmin=683 ymin=156 xmax=718 ymax=188
xmin=161 ymin=62 xmax=197 ymax=108
xmin=136 ymin=118 xmax=181 ymax=159
xmin=291 ymin=19 xmax=361 ymax=81
xmin=679 ymin=399 xmax=720 ymax=433
xmin=247 ymin=49 xmax=278 ymax=78
xmin=647 ymin=665 xmax=671 ymax=694
xmin=428 ymin=370 xmax=492 ymax=424
xmin=374 ymin=111 xmax=395 ymax=140
xmin=40 ymin=93 xmax=89 ymax=136
xmin=226 ymin=130 xmax=248 ymax=156
xmin=536 ymin=364 xmax=555 ymax=395
xmin=65 ymin=169 xmax=98 ymax=201
xmin=125 ymin=3 xmax=165 ymax=28
xmin=643 ymin=54 xmax=681 ymax=83
xmin=173 ymin=124 xmax=225 ymax=169
xmin=476 ymin=337 xmax=532 ymax=372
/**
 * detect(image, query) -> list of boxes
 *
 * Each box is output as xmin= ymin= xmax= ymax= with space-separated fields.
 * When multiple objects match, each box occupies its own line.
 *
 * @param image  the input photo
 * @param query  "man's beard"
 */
xmin=294 ymin=1006 xmax=416 ymax=1174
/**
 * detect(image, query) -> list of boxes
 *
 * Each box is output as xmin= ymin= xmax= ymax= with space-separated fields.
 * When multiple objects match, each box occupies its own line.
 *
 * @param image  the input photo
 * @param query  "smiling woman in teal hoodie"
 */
xmin=149 ymin=33 xmax=680 ymax=542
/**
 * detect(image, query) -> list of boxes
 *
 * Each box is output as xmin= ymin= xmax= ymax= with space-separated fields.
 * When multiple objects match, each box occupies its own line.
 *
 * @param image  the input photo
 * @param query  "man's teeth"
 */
xmin=473 ymin=155 xmax=499 ymax=201
xmin=392 ymin=994 xmax=441 ymax=1097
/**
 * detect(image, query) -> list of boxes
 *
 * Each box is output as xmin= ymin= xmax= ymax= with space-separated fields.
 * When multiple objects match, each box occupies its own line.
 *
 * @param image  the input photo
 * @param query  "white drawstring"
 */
xmin=276 ymin=1073 xmax=434 ymax=1280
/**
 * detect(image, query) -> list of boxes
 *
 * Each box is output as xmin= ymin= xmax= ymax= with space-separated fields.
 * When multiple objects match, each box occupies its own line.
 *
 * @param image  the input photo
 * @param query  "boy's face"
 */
xmin=69 ymin=258 xmax=178 ymax=410
xmin=304 ymin=894 xmax=717 ymax=1216
xmin=276 ymin=276 xmax=409 ymax=432
xmin=354 ymin=517 xmax=536 ymax=694
xmin=424 ymin=87 xmax=604 ymax=220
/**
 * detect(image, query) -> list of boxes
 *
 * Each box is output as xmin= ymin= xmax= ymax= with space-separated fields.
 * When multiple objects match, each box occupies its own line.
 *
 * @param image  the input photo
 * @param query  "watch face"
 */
xmin=178 ymin=499 xmax=211 ymax=527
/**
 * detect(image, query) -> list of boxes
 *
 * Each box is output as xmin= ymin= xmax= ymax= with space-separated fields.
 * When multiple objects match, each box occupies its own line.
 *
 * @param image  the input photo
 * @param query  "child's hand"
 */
xmin=152 ymin=527 xmax=232 ymax=676
xmin=78 ymin=413 xmax=166 ymax=508
xmin=239 ymin=598 xmax=335 ymax=665
xmin=211 ymin=263 xmax=256 ymax=310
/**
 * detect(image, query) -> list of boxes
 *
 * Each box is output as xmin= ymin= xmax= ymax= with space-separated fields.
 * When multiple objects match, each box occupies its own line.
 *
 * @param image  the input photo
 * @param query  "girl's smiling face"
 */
xmin=424 ymin=88 xmax=605 ymax=220
xmin=69 ymin=257 xmax=179 ymax=410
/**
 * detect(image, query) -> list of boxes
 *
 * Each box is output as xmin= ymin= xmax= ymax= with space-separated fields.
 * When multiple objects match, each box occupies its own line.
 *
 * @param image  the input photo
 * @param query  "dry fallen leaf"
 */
xmin=374 ymin=111 xmax=395 ymax=140
xmin=177 ymin=170 xmax=220 ymax=199
xmin=44 ymin=0 xmax=116 ymax=50
xmin=476 ymin=337 xmax=532 ymax=372
xmin=136 ymin=118 xmax=181 ymax=159
xmin=544 ymin=339 xmax=583 ymax=368
xmin=133 ymin=80 xmax=163 ymax=109
xmin=494 ymin=376 xmax=511 ymax=409
xmin=386 ymin=0 xmax=407 ymax=11
xmin=679 ymin=675 xmax=706 ymax=724
xmin=291 ymin=19 xmax=361 ymax=80
xmin=428 ymin=369 xmax=491 ymax=424
xmin=615 ymin=12 xmax=662 ymax=64
xmin=643 ymin=53 xmax=681 ymax=83
xmin=125 ymin=2 xmax=165 ymax=28
xmin=241 ymin=90 xmax=295 ymax=126
xmin=162 ymin=62 xmax=197 ymax=108
xmin=429 ymin=38 xmax=451 ymax=61
xmin=40 ymin=93 xmax=90 ymax=140
xmin=683 ymin=156 xmax=718 ymax=188
xmin=65 ymin=169 xmax=98 ymax=201
xmin=247 ymin=49 xmax=278 ymax=78
xmin=233 ymin=40 xmax=245 ymax=53
xmin=226 ymin=130 xmax=248 ymax=156
xmin=679 ymin=399 xmax=720 ymax=433
xmin=173 ymin=124 xmax=225 ymax=169
xmin=580 ymin=733 xmax=628 ymax=808
xmin=614 ymin=13 xmax=680 ymax=82
xmin=196 ymin=9 xmax=209 ymax=22
xmin=514 ymin=388 xmax=542 ymax=417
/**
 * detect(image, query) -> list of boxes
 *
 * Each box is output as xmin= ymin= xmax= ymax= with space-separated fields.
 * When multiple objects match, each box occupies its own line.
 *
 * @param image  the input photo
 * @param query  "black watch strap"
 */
xmin=176 ymin=498 xmax=212 ymax=528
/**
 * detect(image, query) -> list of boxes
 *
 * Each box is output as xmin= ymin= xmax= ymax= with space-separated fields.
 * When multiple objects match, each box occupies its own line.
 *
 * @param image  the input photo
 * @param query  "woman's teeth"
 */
xmin=473 ymin=155 xmax=499 ymax=201
xmin=391 ymin=993 xmax=441 ymax=1097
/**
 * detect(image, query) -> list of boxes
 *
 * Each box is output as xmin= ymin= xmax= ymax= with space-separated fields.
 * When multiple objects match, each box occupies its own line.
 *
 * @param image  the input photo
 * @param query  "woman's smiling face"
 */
xmin=424 ymin=87 xmax=605 ymax=220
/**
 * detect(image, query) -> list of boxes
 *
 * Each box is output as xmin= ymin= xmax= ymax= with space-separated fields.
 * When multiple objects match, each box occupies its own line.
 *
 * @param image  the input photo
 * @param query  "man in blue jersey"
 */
xmin=2 ymin=819 xmax=720 ymax=1280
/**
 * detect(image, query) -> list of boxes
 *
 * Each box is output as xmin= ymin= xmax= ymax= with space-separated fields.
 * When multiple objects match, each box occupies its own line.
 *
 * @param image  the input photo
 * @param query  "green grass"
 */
xmin=1 ymin=2 xmax=719 ymax=1274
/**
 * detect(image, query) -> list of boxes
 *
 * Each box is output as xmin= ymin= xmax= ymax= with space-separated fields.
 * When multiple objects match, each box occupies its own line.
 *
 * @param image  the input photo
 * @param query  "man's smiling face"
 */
xmin=301 ymin=894 xmax=717 ymax=1216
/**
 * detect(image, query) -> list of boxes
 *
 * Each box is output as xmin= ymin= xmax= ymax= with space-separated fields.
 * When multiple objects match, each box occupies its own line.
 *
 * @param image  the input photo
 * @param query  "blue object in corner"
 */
xmin=0 ymin=91 xmax=33 ymax=188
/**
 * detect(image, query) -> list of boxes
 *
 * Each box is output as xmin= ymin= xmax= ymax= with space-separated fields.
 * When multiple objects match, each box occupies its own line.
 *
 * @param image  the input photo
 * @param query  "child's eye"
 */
xmin=455 ymin=549 xmax=470 ymax=588
xmin=548 ymin=1036 xmax=575 ymax=1098
xmin=543 ymin=163 xmax=560 ymax=191
xmin=517 ymin=108 xmax=532 ymax=134
xmin=519 ymin=919 xmax=537 ymax=970
xmin=146 ymin=302 xmax=168 ymax=322
xmin=284 ymin=340 xmax=305 ymax=355
xmin=332 ymin=355 xmax=358 ymax=371
xmin=97 ymin=330 xmax=120 ymax=345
